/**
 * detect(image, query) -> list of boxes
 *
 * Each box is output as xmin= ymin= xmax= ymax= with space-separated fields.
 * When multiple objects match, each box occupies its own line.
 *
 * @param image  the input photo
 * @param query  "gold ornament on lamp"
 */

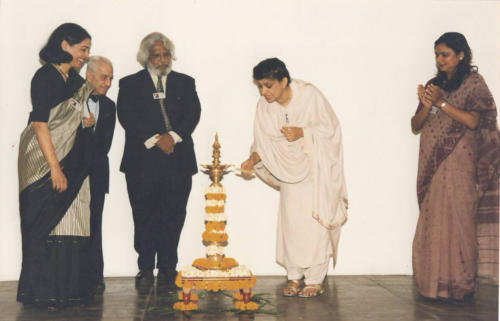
xmin=174 ymin=133 xmax=257 ymax=311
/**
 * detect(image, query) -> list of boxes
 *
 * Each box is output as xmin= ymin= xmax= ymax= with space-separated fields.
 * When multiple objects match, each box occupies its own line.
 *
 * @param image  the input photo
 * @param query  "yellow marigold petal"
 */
xmin=175 ymin=273 xmax=183 ymax=287
xmin=173 ymin=301 xmax=197 ymax=311
xmin=205 ymin=193 xmax=227 ymax=201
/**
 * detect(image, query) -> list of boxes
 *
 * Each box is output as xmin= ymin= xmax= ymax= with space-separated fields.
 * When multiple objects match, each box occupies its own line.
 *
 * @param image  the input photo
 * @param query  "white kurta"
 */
xmin=252 ymin=79 xmax=348 ymax=269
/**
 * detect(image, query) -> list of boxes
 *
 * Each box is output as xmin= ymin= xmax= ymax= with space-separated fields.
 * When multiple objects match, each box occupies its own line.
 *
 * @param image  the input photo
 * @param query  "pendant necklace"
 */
xmin=52 ymin=63 xmax=69 ymax=81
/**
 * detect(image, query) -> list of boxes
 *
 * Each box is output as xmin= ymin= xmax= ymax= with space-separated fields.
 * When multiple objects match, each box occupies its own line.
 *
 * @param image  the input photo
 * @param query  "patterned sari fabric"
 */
xmin=413 ymin=72 xmax=499 ymax=300
xmin=17 ymin=82 xmax=95 ymax=307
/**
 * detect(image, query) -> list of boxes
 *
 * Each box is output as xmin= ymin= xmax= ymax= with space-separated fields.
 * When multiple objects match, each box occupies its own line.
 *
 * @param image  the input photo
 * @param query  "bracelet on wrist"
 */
xmin=436 ymin=100 xmax=447 ymax=109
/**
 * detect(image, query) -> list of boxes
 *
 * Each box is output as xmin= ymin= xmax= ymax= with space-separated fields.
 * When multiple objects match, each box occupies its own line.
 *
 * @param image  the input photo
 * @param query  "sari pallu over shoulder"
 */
xmin=468 ymin=74 xmax=500 ymax=283
xmin=18 ymin=81 xmax=94 ymax=241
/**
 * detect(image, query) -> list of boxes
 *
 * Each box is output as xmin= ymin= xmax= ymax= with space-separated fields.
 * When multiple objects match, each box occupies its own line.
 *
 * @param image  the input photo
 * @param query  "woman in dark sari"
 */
xmin=17 ymin=23 xmax=95 ymax=310
xmin=411 ymin=32 xmax=499 ymax=300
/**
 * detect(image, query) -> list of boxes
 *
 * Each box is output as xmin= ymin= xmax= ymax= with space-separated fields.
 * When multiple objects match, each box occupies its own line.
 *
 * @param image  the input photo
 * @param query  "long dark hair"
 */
xmin=39 ymin=23 xmax=91 ymax=64
xmin=432 ymin=32 xmax=477 ymax=92
xmin=253 ymin=58 xmax=291 ymax=85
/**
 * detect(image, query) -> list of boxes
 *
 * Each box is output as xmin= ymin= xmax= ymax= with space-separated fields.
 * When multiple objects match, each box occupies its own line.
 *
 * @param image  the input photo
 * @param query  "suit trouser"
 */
xmin=88 ymin=182 xmax=105 ymax=285
xmin=125 ymin=172 xmax=192 ymax=274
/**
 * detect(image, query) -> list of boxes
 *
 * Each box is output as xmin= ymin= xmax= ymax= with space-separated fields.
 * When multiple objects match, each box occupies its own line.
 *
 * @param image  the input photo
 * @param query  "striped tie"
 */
xmin=156 ymin=75 xmax=172 ymax=131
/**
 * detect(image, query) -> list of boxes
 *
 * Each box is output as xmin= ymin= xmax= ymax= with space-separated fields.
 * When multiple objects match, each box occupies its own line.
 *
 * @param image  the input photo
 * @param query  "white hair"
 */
xmin=87 ymin=56 xmax=113 ymax=73
xmin=136 ymin=32 xmax=176 ymax=68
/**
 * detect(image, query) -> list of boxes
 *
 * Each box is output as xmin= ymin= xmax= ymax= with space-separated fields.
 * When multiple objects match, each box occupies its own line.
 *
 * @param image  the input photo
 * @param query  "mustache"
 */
xmin=153 ymin=62 xmax=170 ymax=70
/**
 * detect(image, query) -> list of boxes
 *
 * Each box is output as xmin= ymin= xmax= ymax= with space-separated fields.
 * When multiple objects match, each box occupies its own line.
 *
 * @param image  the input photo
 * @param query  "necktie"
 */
xmin=156 ymin=75 xmax=172 ymax=131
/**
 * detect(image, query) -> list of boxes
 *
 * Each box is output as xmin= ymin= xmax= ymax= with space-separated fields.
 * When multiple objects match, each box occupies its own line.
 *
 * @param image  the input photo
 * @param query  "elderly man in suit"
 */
xmin=84 ymin=56 xmax=116 ymax=294
xmin=117 ymin=32 xmax=201 ymax=290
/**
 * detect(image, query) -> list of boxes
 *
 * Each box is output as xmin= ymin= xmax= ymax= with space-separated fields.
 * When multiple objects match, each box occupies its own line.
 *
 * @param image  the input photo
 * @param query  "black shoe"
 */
xmin=157 ymin=270 xmax=177 ymax=290
xmin=95 ymin=281 xmax=106 ymax=294
xmin=135 ymin=270 xmax=154 ymax=288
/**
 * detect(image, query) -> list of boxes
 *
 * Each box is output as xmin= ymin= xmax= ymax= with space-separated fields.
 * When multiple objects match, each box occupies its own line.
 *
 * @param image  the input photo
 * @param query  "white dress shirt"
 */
xmin=87 ymin=97 xmax=99 ymax=131
xmin=148 ymin=69 xmax=182 ymax=144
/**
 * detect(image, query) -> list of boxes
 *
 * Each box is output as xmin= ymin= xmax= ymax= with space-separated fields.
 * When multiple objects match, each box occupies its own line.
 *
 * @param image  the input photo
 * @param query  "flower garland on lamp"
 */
xmin=173 ymin=134 xmax=258 ymax=312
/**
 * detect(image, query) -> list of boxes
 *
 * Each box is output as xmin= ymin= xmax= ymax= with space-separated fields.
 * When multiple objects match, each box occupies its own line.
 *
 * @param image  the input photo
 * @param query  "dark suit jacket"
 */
xmin=90 ymin=95 xmax=116 ymax=195
xmin=117 ymin=70 xmax=201 ymax=178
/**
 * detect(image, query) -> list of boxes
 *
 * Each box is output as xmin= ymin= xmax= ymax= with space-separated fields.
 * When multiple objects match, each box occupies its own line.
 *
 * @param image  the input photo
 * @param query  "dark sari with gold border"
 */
xmin=17 ymin=81 xmax=95 ymax=307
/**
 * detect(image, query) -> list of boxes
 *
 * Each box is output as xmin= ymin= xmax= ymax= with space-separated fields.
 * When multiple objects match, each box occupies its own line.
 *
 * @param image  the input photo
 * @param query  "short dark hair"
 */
xmin=39 ymin=23 xmax=91 ymax=64
xmin=253 ymin=58 xmax=291 ymax=85
xmin=432 ymin=32 xmax=476 ymax=92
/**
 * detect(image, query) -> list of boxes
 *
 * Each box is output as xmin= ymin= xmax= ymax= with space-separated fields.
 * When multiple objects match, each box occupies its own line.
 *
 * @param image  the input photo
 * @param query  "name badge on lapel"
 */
xmin=153 ymin=92 xmax=166 ymax=100
xmin=70 ymin=98 xmax=82 ymax=111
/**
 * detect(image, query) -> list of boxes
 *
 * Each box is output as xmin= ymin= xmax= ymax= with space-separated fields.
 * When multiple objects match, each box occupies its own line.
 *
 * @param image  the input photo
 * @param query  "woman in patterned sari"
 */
xmin=17 ymin=23 xmax=96 ymax=310
xmin=411 ymin=32 xmax=499 ymax=300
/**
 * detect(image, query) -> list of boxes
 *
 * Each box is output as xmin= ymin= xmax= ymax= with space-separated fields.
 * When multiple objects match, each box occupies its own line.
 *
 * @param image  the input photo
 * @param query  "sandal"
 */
xmin=298 ymin=284 xmax=324 ymax=298
xmin=283 ymin=280 xmax=301 ymax=297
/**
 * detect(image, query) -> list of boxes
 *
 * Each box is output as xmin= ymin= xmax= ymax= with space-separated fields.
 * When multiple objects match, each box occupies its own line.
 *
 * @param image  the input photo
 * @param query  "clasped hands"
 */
xmin=156 ymin=133 xmax=175 ymax=154
xmin=418 ymin=83 xmax=443 ymax=108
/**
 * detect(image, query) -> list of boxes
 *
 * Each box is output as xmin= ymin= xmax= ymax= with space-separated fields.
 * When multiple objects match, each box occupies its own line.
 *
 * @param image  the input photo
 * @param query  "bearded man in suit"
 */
xmin=84 ymin=56 xmax=116 ymax=294
xmin=117 ymin=32 xmax=201 ymax=290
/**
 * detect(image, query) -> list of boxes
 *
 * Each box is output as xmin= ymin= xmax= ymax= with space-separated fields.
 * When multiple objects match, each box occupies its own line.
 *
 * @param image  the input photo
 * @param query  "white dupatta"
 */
xmin=252 ymin=79 xmax=348 ymax=229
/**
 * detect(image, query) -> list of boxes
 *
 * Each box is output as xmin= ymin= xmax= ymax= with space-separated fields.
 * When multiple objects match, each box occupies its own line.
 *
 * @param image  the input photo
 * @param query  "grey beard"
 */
xmin=148 ymin=63 xmax=171 ymax=76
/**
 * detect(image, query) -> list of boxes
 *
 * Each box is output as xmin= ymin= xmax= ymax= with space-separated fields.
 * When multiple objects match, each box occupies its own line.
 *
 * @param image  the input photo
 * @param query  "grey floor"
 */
xmin=0 ymin=276 xmax=497 ymax=321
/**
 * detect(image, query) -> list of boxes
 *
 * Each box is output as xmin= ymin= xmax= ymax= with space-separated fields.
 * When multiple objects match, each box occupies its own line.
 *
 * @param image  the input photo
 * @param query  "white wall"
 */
xmin=1 ymin=0 xmax=499 ymax=281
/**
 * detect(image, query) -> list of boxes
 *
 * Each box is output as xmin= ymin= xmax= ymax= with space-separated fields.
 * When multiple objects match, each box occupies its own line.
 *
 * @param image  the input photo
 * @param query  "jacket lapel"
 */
xmin=142 ymin=69 xmax=158 ymax=95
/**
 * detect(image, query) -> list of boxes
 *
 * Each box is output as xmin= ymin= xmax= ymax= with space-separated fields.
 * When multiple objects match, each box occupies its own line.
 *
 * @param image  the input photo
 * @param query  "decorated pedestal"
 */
xmin=174 ymin=134 xmax=258 ymax=311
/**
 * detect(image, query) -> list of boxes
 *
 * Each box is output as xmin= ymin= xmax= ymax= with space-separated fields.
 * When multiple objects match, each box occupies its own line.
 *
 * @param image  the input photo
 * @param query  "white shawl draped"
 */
xmin=252 ymin=79 xmax=348 ymax=230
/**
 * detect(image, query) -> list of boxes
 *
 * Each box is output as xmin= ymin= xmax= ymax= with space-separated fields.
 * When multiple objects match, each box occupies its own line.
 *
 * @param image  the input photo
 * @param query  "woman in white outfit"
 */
xmin=241 ymin=58 xmax=348 ymax=297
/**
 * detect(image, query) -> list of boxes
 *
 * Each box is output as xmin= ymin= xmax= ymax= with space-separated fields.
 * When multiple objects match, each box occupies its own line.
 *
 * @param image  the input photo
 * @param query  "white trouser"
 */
xmin=286 ymin=260 xmax=329 ymax=285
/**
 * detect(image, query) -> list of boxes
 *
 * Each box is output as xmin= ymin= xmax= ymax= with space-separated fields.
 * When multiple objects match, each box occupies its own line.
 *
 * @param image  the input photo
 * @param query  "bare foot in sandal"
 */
xmin=283 ymin=280 xmax=301 ymax=297
xmin=298 ymin=284 xmax=324 ymax=298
